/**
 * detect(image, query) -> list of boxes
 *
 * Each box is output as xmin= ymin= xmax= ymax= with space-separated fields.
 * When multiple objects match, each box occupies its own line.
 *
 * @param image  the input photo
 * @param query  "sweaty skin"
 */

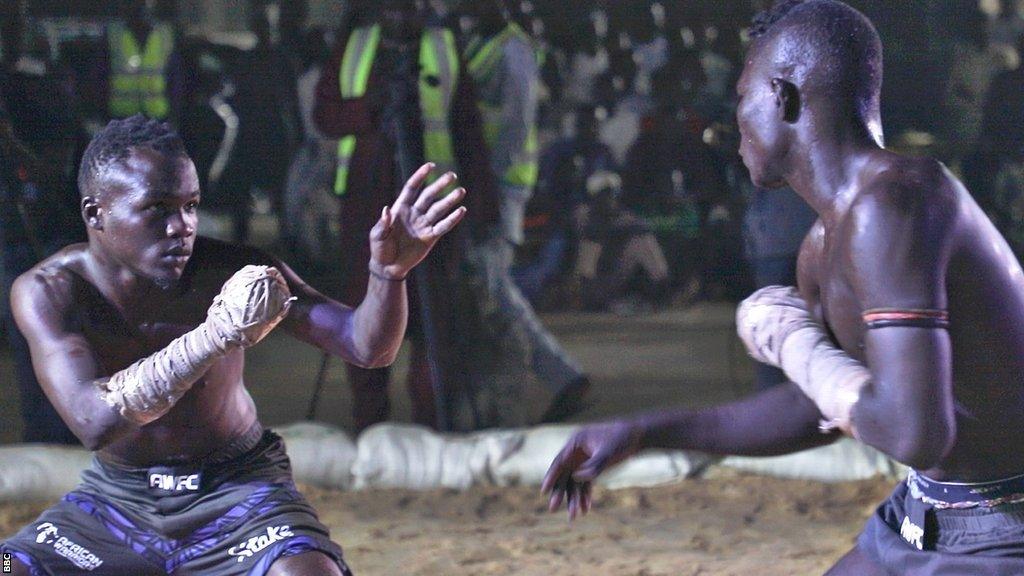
xmin=542 ymin=4 xmax=1024 ymax=566
xmin=9 ymin=151 xmax=466 ymax=575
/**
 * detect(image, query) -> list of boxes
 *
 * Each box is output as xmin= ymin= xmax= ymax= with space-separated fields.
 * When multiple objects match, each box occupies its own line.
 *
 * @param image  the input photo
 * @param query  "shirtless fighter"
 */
xmin=0 ymin=115 xmax=466 ymax=575
xmin=543 ymin=2 xmax=1024 ymax=573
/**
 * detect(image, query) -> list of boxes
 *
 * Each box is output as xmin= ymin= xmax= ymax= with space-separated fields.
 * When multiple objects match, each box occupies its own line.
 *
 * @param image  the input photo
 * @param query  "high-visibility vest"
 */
xmin=467 ymin=23 xmax=539 ymax=188
xmin=334 ymin=25 xmax=460 ymax=196
xmin=108 ymin=23 xmax=174 ymax=119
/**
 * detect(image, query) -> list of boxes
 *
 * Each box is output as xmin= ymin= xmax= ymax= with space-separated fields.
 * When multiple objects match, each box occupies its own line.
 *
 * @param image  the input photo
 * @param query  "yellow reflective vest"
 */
xmin=108 ymin=23 xmax=174 ymax=119
xmin=334 ymin=25 xmax=459 ymax=196
xmin=466 ymin=23 xmax=539 ymax=188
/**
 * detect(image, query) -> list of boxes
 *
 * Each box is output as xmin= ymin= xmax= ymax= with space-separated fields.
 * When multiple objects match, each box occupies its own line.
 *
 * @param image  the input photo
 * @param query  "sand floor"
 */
xmin=0 ymin=469 xmax=893 ymax=576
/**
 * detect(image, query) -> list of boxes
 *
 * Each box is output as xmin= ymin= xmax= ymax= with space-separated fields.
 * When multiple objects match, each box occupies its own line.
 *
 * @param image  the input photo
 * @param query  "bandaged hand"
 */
xmin=101 ymin=266 xmax=293 ymax=425
xmin=736 ymin=285 xmax=818 ymax=367
xmin=205 ymin=265 xmax=294 ymax=350
xmin=737 ymin=286 xmax=868 ymax=434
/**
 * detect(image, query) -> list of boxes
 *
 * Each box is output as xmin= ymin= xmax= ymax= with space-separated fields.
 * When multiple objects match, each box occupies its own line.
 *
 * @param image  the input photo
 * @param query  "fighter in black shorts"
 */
xmin=543 ymin=2 xmax=1024 ymax=574
xmin=0 ymin=115 xmax=467 ymax=575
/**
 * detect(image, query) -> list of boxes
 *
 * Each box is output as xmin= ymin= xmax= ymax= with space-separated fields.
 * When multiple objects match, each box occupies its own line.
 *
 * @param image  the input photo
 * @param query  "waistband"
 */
xmin=931 ymin=500 xmax=1024 ymax=532
xmin=907 ymin=469 xmax=1024 ymax=510
xmin=91 ymin=421 xmax=270 ymax=487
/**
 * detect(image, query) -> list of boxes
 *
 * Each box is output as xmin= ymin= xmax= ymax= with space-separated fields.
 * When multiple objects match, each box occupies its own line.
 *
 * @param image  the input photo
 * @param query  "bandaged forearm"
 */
xmin=776 ymin=323 xmax=870 ymax=433
xmin=100 ymin=265 xmax=293 ymax=425
xmin=737 ymin=286 xmax=868 ymax=433
xmin=100 ymin=321 xmax=234 ymax=425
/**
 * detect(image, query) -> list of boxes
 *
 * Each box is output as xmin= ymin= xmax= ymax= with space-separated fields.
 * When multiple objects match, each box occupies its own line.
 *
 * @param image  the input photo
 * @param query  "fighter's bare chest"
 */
xmin=79 ymin=291 xmax=215 ymax=371
xmin=803 ymin=237 xmax=867 ymax=360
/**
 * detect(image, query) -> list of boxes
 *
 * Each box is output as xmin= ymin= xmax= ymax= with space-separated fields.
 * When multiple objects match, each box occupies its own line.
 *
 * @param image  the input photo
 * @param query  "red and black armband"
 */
xmin=861 ymin=308 xmax=949 ymax=330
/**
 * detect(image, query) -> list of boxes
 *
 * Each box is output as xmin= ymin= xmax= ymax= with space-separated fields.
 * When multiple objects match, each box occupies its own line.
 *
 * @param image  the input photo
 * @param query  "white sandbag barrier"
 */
xmin=350 ymin=423 xmax=714 ymax=490
xmin=276 ymin=422 xmax=358 ymax=489
xmin=0 ymin=445 xmax=92 ymax=500
xmin=0 ymin=422 xmax=903 ymax=501
xmin=717 ymin=438 xmax=907 ymax=482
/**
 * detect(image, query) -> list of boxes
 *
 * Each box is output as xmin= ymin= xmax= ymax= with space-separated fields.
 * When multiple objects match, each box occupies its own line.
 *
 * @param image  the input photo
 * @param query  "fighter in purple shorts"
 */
xmin=0 ymin=115 xmax=467 ymax=575
xmin=543 ymin=2 xmax=1024 ymax=574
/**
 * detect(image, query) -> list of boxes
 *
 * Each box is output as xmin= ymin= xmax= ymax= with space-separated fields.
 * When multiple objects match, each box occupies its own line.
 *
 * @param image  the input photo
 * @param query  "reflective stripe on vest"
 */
xmin=467 ymin=24 xmax=538 ymax=188
xmin=109 ymin=23 xmax=173 ymax=119
xmin=334 ymin=25 xmax=459 ymax=196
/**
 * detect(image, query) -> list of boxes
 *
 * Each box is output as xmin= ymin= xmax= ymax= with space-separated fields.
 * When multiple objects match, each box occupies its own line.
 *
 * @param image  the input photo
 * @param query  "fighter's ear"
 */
xmin=81 ymin=196 xmax=104 ymax=231
xmin=771 ymin=78 xmax=801 ymax=124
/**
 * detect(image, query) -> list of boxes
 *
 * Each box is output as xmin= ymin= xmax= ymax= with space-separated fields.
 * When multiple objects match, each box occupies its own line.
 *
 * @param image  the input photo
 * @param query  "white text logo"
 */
xmin=900 ymin=516 xmax=924 ymax=550
xmin=149 ymin=473 xmax=200 ymax=491
xmin=228 ymin=525 xmax=294 ymax=563
xmin=34 ymin=523 xmax=103 ymax=571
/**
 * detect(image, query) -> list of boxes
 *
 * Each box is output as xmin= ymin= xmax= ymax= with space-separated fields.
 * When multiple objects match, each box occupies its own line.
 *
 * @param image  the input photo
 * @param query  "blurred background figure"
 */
xmin=741 ymin=184 xmax=816 ymax=389
xmin=458 ymin=0 xmax=591 ymax=426
xmin=230 ymin=0 xmax=304 ymax=244
xmin=990 ymin=0 xmax=1024 ymax=49
xmin=942 ymin=4 xmax=1009 ymax=171
xmin=517 ymin=105 xmax=616 ymax=307
xmin=283 ymin=25 xmax=338 ymax=269
xmin=0 ymin=2 xmax=84 ymax=443
xmin=105 ymin=0 xmax=181 ymax=123
xmin=975 ymin=34 xmax=1024 ymax=257
xmin=574 ymin=171 xmax=671 ymax=314
xmin=314 ymin=0 xmax=498 ymax=432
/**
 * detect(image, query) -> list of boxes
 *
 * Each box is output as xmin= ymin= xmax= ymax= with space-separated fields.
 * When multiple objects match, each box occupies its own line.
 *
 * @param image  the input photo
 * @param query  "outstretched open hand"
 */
xmin=369 ymin=163 xmax=468 ymax=280
xmin=541 ymin=421 xmax=644 ymax=521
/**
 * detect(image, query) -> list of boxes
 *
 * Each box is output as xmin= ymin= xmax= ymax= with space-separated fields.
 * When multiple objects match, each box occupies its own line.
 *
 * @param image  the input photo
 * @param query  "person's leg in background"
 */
xmin=345 ymin=364 xmax=391 ymax=434
xmin=403 ymin=326 xmax=437 ymax=429
xmin=337 ymin=192 xmax=394 ymax=434
xmin=493 ymin=225 xmax=590 ymax=422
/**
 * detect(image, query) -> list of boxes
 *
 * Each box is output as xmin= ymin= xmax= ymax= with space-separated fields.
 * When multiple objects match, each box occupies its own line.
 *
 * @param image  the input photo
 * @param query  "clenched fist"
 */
xmin=736 ymin=285 xmax=817 ymax=367
xmin=206 ymin=265 xmax=294 ymax=348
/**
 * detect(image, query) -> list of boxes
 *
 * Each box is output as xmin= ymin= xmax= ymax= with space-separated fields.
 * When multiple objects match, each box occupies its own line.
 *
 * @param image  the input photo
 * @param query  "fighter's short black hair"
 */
xmin=749 ymin=0 xmax=805 ymax=39
xmin=78 ymin=114 xmax=187 ymax=197
xmin=748 ymin=0 xmax=882 ymax=118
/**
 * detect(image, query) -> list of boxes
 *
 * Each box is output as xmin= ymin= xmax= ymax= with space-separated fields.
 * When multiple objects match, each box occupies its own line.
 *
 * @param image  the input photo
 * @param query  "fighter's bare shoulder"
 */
xmin=10 ymin=244 xmax=92 ymax=333
xmin=852 ymin=155 xmax=958 ymax=224
xmin=839 ymin=154 xmax=960 ymax=298
xmin=846 ymin=155 xmax=960 ymax=252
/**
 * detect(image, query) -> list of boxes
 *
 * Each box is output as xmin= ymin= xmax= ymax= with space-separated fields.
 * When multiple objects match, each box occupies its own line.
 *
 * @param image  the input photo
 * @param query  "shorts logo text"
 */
xmin=34 ymin=523 xmax=103 ymax=571
xmin=900 ymin=516 xmax=924 ymax=550
xmin=228 ymin=525 xmax=294 ymax=563
xmin=149 ymin=473 xmax=200 ymax=491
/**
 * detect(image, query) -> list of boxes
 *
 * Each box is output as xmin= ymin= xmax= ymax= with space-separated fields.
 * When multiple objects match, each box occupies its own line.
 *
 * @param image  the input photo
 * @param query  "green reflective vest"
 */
xmin=108 ymin=23 xmax=174 ymax=119
xmin=467 ymin=23 xmax=539 ymax=188
xmin=334 ymin=25 xmax=459 ymax=196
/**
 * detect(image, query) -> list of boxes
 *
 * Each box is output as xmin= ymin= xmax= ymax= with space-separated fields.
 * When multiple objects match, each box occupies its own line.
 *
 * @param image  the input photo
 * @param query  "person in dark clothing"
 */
xmin=515 ymin=105 xmax=616 ymax=304
xmin=1 ymin=12 xmax=84 ymax=444
xmin=314 ymin=0 xmax=500 ymax=431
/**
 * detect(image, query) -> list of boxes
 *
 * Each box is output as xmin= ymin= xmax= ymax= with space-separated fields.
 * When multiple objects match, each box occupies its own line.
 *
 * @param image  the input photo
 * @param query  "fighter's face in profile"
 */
xmin=88 ymin=148 xmax=200 ymax=288
xmin=735 ymin=43 xmax=791 ymax=189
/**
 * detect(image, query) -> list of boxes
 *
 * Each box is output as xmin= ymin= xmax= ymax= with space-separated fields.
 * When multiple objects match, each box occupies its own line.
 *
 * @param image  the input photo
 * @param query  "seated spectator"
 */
xmin=990 ymin=0 xmax=1024 ymax=50
xmin=514 ymin=105 xmax=616 ymax=304
xmin=574 ymin=172 xmax=671 ymax=313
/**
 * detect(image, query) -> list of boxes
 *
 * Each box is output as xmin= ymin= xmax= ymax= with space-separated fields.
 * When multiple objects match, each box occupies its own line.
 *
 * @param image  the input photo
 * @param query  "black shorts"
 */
xmin=857 ymin=480 xmax=1024 ymax=575
xmin=1 ymin=428 xmax=353 ymax=576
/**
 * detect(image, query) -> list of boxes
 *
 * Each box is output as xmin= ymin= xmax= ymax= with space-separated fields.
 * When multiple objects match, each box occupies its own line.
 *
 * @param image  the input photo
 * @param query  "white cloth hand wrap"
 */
xmin=737 ymin=286 xmax=869 ymax=433
xmin=101 ymin=265 xmax=293 ymax=425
